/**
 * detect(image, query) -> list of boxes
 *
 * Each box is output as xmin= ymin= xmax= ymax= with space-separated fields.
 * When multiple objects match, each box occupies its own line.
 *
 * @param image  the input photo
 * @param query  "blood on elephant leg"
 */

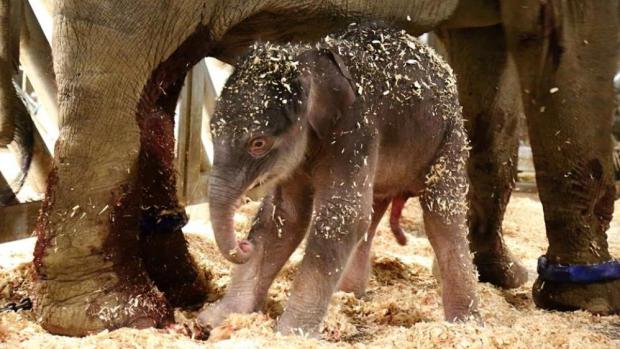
xmin=136 ymin=28 xmax=214 ymax=308
xmin=33 ymin=136 xmax=173 ymax=336
xmin=503 ymin=0 xmax=620 ymax=313
xmin=441 ymin=25 xmax=528 ymax=288
xmin=33 ymin=15 xmax=214 ymax=335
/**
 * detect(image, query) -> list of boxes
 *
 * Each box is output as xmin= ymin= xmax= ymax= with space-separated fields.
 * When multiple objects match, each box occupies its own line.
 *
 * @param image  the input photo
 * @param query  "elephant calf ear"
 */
xmin=297 ymin=49 xmax=357 ymax=139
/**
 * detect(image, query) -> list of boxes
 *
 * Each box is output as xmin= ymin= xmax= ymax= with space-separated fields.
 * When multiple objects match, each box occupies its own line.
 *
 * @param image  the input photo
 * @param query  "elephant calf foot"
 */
xmin=196 ymin=294 xmax=258 ymax=331
xmin=276 ymin=309 xmax=322 ymax=338
xmin=533 ymin=278 xmax=620 ymax=315
xmin=338 ymin=245 xmax=372 ymax=298
xmin=474 ymin=250 xmax=528 ymax=289
xmin=444 ymin=299 xmax=483 ymax=324
xmin=338 ymin=275 xmax=368 ymax=298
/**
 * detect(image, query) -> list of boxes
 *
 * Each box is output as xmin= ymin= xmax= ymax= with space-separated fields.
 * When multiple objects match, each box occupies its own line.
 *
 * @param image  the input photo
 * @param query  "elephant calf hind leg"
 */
xmin=338 ymin=198 xmax=390 ymax=297
xmin=422 ymin=210 xmax=480 ymax=321
xmin=419 ymin=126 xmax=479 ymax=321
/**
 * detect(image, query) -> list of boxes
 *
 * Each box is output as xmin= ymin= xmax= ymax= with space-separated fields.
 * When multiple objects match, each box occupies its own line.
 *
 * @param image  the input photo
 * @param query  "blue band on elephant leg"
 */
xmin=140 ymin=207 xmax=188 ymax=233
xmin=537 ymin=255 xmax=620 ymax=283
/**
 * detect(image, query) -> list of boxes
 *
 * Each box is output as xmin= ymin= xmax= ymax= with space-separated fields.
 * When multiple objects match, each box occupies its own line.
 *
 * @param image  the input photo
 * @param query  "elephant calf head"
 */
xmin=208 ymin=43 xmax=357 ymax=264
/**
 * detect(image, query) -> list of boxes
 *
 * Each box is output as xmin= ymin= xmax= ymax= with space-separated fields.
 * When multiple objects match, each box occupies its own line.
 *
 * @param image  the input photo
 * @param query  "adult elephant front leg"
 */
xmin=34 ymin=65 xmax=173 ymax=336
xmin=503 ymin=0 xmax=620 ymax=313
xmin=33 ymin=3 xmax=212 ymax=336
xmin=441 ymin=24 xmax=528 ymax=288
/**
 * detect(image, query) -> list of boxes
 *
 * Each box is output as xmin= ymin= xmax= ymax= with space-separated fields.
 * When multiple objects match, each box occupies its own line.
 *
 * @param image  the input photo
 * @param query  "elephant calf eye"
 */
xmin=248 ymin=136 xmax=274 ymax=157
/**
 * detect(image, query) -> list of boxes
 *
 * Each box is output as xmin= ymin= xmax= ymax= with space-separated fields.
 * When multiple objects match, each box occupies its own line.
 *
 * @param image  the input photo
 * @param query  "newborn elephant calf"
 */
xmin=198 ymin=23 xmax=479 ymax=336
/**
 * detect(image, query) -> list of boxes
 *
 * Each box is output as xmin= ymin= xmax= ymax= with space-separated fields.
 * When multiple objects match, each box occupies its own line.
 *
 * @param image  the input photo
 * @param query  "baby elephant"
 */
xmin=198 ymin=23 xmax=479 ymax=337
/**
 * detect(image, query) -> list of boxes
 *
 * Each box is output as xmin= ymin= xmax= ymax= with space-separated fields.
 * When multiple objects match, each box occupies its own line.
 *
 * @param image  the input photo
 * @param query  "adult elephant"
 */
xmin=30 ymin=0 xmax=618 ymax=336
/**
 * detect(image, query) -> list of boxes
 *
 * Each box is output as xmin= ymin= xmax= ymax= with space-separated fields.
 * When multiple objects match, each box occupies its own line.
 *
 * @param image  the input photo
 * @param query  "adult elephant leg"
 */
xmin=34 ymin=78 xmax=174 ymax=336
xmin=442 ymin=25 xmax=528 ymax=288
xmin=137 ymin=71 xmax=207 ymax=308
xmin=33 ymin=3 xmax=213 ymax=335
xmin=503 ymin=0 xmax=620 ymax=313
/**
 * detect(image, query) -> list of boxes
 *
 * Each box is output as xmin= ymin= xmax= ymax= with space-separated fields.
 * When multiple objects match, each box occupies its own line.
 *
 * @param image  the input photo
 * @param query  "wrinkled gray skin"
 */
xmin=198 ymin=25 xmax=478 ymax=336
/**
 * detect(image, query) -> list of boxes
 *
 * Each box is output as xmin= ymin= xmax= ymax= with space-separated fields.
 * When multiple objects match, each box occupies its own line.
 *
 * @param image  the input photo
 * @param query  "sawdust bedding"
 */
xmin=1 ymin=193 xmax=619 ymax=348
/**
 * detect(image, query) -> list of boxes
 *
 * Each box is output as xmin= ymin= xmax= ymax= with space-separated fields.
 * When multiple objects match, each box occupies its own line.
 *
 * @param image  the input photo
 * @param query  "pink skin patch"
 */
xmin=389 ymin=196 xmax=408 ymax=246
xmin=238 ymin=240 xmax=253 ymax=254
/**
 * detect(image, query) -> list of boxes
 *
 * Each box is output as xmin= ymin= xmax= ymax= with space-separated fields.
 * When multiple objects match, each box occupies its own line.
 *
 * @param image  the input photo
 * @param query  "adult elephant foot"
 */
xmin=33 ymin=175 xmax=174 ymax=336
xmin=533 ymin=279 xmax=620 ymax=315
xmin=141 ymin=231 xmax=208 ymax=308
xmin=474 ymin=250 xmax=528 ymax=289
xmin=35 ymin=277 xmax=172 ymax=336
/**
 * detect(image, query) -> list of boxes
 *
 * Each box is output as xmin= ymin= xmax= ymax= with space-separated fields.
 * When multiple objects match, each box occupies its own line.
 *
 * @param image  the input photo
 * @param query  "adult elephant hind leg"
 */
xmin=197 ymin=179 xmax=313 ymax=330
xmin=503 ymin=0 xmax=620 ymax=313
xmin=441 ymin=24 xmax=528 ymax=289
xmin=136 ymin=36 xmax=213 ymax=308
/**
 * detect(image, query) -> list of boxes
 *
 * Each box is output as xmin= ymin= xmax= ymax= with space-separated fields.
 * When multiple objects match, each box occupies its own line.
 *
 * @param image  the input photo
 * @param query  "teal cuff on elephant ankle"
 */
xmin=537 ymin=255 xmax=620 ymax=283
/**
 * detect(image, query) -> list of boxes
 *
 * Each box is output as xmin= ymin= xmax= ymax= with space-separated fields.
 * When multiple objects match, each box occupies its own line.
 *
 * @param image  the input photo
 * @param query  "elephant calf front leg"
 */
xmin=277 ymin=191 xmax=372 ymax=337
xmin=197 ymin=180 xmax=312 ymax=330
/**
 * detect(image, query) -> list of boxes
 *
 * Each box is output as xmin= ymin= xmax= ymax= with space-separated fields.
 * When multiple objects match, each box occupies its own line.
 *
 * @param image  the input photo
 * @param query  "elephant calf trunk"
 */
xmin=208 ymin=181 xmax=253 ymax=264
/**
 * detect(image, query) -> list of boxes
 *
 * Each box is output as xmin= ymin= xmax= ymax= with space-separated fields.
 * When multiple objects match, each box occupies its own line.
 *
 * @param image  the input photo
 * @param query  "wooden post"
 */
xmin=29 ymin=0 xmax=54 ymax=32
xmin=20 ymin=0 xmax=58 ymax=151
xmin=176 ymin=61 xmax=209 ymax=205
xmin=0 ymin=201 xmax=40 ymax=243
xmin=0 ymin=172 xmax=18 ymax=206
xmin=199 ymin=63 xmax=218 ymax=174
xmin=26 ymin=128 xmax=52 ymax=193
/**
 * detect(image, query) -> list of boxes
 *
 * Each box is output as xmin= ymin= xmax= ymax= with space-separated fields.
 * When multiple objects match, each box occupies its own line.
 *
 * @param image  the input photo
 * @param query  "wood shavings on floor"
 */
xmin=1 ymin=193 xmax=619 ymax=348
